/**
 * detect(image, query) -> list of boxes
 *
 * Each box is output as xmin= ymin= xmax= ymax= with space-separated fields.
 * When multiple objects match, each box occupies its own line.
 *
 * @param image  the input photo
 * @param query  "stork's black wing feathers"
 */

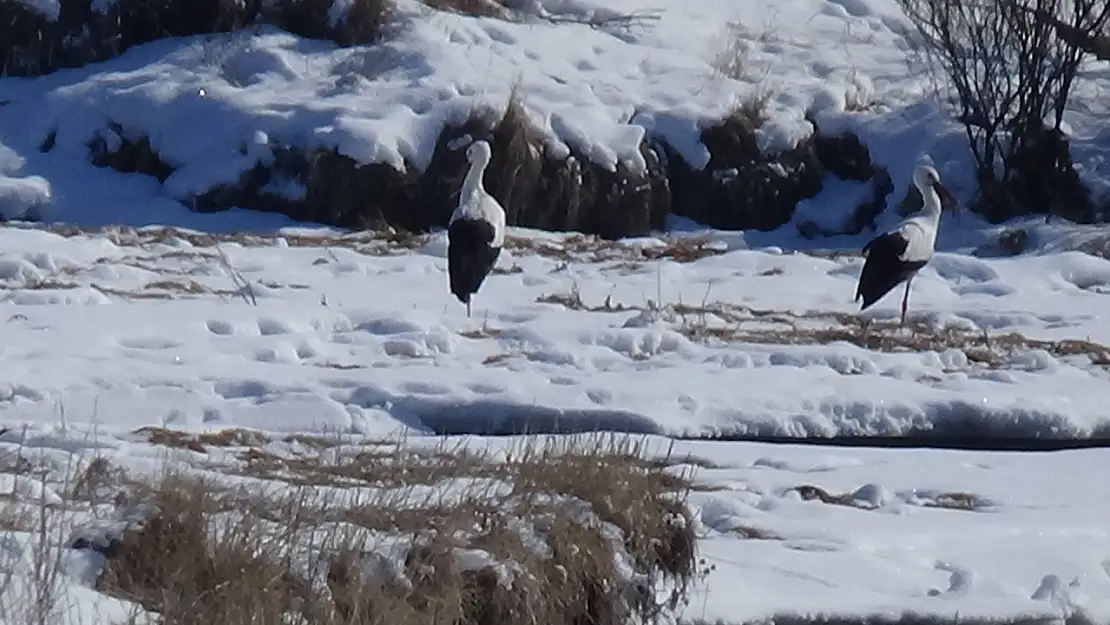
xmin=448 ymin=218 xmax=501 ymax=305
xmin=855 ymin=231 xmax=926 ymax=310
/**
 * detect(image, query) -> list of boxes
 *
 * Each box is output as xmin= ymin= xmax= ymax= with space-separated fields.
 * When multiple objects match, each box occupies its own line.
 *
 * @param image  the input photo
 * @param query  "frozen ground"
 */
xmin=2 ymin=427 xmax=1110 ymax=625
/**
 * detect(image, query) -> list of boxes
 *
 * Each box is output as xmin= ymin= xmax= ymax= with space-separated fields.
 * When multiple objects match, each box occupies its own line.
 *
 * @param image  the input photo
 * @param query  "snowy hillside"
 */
xmin=0 ymin=0 xmax=1106 ymax=238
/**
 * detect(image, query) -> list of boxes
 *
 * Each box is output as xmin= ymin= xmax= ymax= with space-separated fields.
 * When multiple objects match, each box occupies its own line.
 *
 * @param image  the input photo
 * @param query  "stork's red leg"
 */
xmin=900 ymin=277 xmax=913 ymax=326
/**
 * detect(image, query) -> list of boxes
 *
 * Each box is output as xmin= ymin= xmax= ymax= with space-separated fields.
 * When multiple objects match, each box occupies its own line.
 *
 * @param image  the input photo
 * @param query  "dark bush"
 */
xmin=420 ymin=92 xmax=667 ymax=239
xmin=0 ymin=0 xmax=393 ymax=78
xmin=658 ymin=111 xmax=823 ymax=232
xmin=79 ymin=99 xmax=898 ymax=239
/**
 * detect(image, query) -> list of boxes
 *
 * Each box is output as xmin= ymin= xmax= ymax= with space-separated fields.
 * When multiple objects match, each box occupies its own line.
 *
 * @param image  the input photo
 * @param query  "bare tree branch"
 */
xmin=1012 ymin=2 xmax=1110 ymax=60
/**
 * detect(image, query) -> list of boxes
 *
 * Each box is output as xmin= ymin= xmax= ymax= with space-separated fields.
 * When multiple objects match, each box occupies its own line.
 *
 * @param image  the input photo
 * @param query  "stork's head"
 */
xmin=913 ymin=164 xmax=957 ymax=215
xmin=466 ymin=140 xmax=492 ymax=167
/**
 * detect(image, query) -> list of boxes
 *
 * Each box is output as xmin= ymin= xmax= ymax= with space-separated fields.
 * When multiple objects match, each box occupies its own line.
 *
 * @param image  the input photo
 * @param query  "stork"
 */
xmin=855 ymin=164 xmax=957 ymax=326
xmin=447 ymin=140 xmax=505 ymax=317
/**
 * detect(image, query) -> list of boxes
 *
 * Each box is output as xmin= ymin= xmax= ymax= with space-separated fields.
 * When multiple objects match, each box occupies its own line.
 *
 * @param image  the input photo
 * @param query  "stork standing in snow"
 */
xmin=855 ymin=164 xmax=957 ymax=326
xmin=448 ymin=140 xmax=506 ymax=317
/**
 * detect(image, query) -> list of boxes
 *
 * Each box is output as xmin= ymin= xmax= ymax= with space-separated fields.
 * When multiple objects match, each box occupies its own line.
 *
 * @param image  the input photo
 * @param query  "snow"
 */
xmin=681 ymin=440 xmax=1110 ymax=623
xmin=0 ymin=0 xmax=1109 ymax=621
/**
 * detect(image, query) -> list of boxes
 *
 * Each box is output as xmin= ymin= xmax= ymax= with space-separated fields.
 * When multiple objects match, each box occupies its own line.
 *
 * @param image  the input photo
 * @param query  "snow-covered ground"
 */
xmin=2 ymin=0 xmax=1110 ymax=621
xmin=0 ymin=224 xmax=1105 ymax=440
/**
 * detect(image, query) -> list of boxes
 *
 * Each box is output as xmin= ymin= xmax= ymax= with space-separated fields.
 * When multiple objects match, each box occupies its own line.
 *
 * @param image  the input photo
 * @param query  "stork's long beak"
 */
xmin=932 ymin=180 xmax=959 ymax=221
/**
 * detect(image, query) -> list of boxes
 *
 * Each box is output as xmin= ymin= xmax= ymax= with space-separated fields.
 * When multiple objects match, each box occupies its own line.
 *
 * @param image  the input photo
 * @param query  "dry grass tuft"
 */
xmin=141 ymin=279 xmax=210 ymax=295
xmin=459 ymin=326 xmax=504 ymax=339
xmin=18 ymin=223 xmax=731 ymax=265
xmin=4 ymin=220 xmax=735 ymax=270
xmin=505 ymin=233 xmax=727 ymax=264
xmin=96 ymin=475 xmax=312 ymax=622
xmin=134 ymin=427 xmax=354 ymax=454
xmin=919 ymin=491 xmax=987 ymax=511
xmin=133 ymin=426 xmax=272 ymax=453
xmin=730 ymin=88 xmax=774 ymax=131
xmin=21 ymin=223 xmax=432 ymax=258
xmin=93 ymin=435 xmax=700 ymax=625
xmin=711 ymin=21 xmax=754 ymax=81
xmin=788 ymin=484 xmax=861 ymax=506
xmin=70 ymin=456 xmax=127 ymax=504
xmin=788 ymin=484 xmax=991 ymax=512
xmin=0 ymin=497 xmax=32 ymax=532
xmin=730 ymin=525 xmax=782 ymax=540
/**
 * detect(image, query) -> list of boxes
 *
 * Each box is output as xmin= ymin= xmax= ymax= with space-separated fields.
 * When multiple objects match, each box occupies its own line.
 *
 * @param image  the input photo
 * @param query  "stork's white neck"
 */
xmin=917 ymin=180 xmax=943 ymax=223
xmin=461 ymin=151 xmax=491 ymax=200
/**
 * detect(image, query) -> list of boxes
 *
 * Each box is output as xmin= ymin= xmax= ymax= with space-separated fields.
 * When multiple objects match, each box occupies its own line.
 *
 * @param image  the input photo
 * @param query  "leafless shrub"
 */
xmin=897 ymin=0 xmax=1110 ymax=221
xmin=0 ymin=471 xmax=73 ymax=625
xmin=711 ymin=21 xmax=755 ymax=81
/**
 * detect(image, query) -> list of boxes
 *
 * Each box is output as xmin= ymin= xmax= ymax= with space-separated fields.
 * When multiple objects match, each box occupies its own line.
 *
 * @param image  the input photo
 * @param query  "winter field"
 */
xmin=2 ymin=0 xmax=1110 ymax=622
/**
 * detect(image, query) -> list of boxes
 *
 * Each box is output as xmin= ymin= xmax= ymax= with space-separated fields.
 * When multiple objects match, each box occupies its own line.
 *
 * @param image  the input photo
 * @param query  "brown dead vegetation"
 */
xmin=25 ymin=223 xmax=432 ymax=256
xmin=730 ymin=525 xmax=782 ymax=540
xmin=506 ymin=233 xmax=727 ymax=263
xmin=420 ymin=0 xmax=662 ymax=31
xmin=534 ymin=290 xmax=1110 ymax=367
xmin=0 ymin=276 xmax=241 ymax=301
xmin=133 ymin=426 xmax=273 ymax=453
xmin=132 ymin=426 xmax=350 ymax=453
xmin=90 ymin=434 xmax=699 ymax=625
xmin=422 ymin=0 xmax=511 ymax=19
xmin=0 ymin=498 xmax=32 ymax=532
xmin=788 ymin=484 xmax=990 ymax=512
xmin=13 ymin=221 xmax=728 ymax=264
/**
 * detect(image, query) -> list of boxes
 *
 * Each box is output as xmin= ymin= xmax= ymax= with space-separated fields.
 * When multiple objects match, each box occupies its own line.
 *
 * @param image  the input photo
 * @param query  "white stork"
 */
xmin=447 ymin=140 xmax=506 ymax=317
xmin=855 ymin=164 xmax=957 ymax=325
